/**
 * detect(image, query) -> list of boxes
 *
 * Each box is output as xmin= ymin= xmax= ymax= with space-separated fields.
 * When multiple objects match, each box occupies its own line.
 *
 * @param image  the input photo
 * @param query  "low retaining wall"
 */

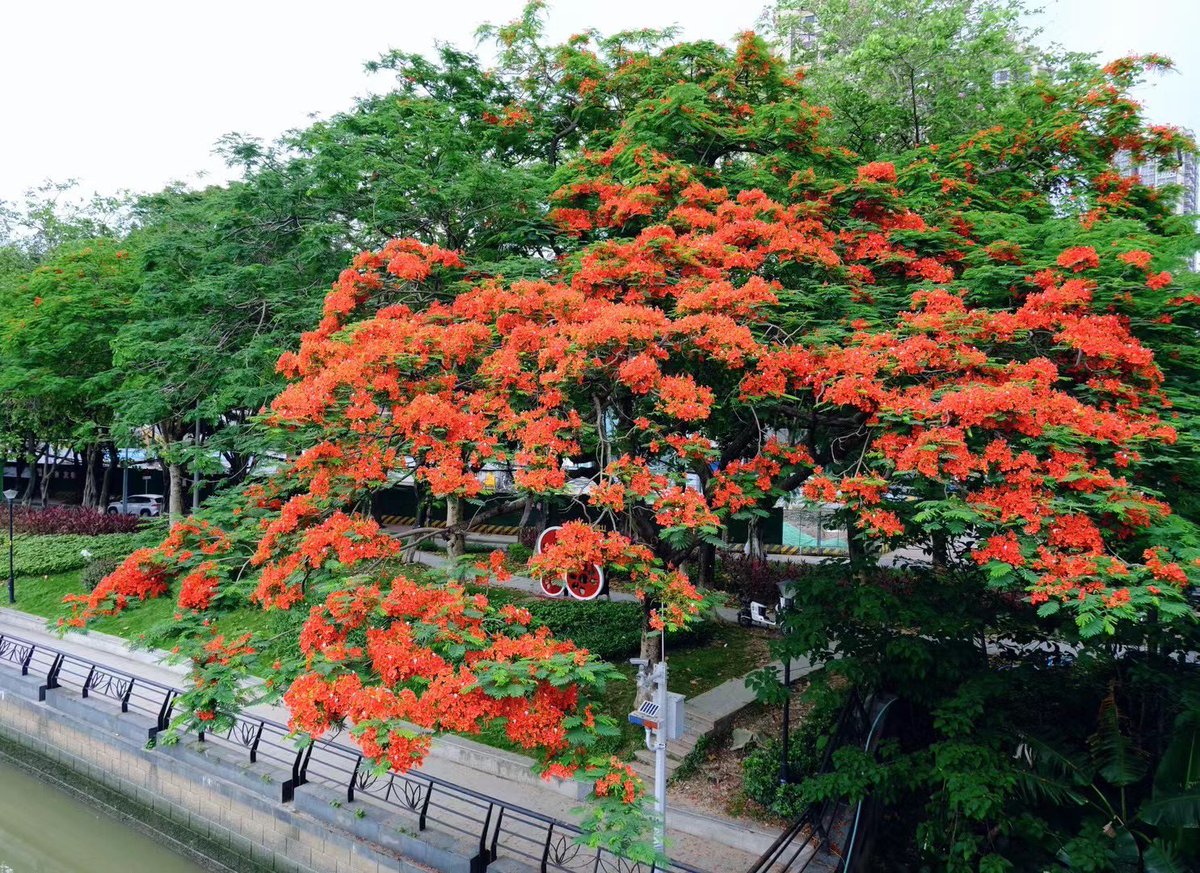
xmin=0 ymin=667 xmax=467 ymax=873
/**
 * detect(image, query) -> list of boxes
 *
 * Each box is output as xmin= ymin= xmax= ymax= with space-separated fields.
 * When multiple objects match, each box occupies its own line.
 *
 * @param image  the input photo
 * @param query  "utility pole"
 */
xmin=651 ymin=659 xmax=669 ymax=853
xmin=629 ymin=658 xmax=685 ymax=859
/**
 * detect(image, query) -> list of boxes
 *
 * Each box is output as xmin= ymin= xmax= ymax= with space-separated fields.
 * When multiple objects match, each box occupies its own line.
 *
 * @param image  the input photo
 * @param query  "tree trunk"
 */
xmin=639 ymin=599 xmax=663 ymax=665
xmin=222 ymin=451 xmax=250 ymax=487
xmin=39 ymin=451 xmax=56 ymax=507
xmin=930 ymin=530 xmax=949 ymax=571
xmin=698 ymin=542 xmax=716 ymax=589
xmin=19 ymin=439 xmax=39 ymax=506
xmin=445 ymin=495 xmax=466 ymax=559
xmin=518 ymin=497 xmax=544 ymax=549
xmin=167 ymin=462 xmax=184 ymax=524
xmin=415 ymin=483 xmax=427 ymax=528
xmin=743 ymin=516 xmax=766 ymax=560
xmin=81 ymin=444 xmax=100 ymax=508
xmin=98 ymin=442 xmax=118 ymax=509
xmin=74 ymin=449 xmax=87 ymax=505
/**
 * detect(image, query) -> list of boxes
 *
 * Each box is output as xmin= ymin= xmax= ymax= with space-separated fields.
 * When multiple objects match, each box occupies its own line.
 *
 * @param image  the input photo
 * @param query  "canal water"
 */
xmin=0 ymin=757 xmax=206 ymax=873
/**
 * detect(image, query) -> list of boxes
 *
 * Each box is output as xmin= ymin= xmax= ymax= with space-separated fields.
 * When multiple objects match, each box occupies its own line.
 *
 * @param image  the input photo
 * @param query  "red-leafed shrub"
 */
xmin=13 ymin=506 xmax=142 ymax=536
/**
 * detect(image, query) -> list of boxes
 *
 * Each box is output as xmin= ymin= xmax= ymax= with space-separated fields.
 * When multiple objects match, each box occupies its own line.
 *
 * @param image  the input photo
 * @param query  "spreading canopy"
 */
xmin=62 ymin=24 xmax=1199 ymax=857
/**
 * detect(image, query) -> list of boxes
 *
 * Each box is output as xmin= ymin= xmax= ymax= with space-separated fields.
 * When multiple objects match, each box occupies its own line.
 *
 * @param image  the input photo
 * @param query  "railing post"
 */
xmin=418 ymin=783 xmax=432 ymax=831
xmin=489 ymin=806 xmax=504 ymax=862
xmin=348 ymin=755 xmax=363 ymax=803
xmin=81 ymin=665 xmax=96 ymax=699
xmin=298 ymin=744 xmax=314 ymax=785
xmin=151 ymin=689 xmax=175 ymax=739
xmin=249 ymin=721 xmax=264 ymax=764
xmin=470 ymin=802 xmax=494 ymax=873
xmin=540 ymin=822 xmax=555 ymax=873
xmin=20 ymin=641 xmax=34 ymax=676
xmin=291 ymin=743 xmax=312 ymax=789
xmin=120 ymin=678 xmax=135 ymax=713
xmin=39 ymin=653 xmax=64 ymax=701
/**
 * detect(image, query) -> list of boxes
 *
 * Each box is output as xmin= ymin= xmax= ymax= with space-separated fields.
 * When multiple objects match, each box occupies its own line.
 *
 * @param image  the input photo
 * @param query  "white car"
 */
xmin=106 ymin=494 xmax=164 ymax=517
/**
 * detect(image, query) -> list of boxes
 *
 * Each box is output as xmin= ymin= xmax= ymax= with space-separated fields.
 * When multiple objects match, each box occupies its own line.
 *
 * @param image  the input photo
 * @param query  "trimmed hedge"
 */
xmin=9 ymin=533 xmax=140 ymax=578
xmin=506 ymin=542 xmax=533 ymax=565
xmin=482 ymin=587 xmax=713 ymax=660
xmin=525 ymin=598 xmax=644 ymax=660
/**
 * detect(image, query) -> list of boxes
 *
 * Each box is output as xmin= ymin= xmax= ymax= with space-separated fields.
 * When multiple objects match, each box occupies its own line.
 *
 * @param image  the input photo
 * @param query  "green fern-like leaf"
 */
xmin=1090 ymin=691 xmax=1148 ymax=788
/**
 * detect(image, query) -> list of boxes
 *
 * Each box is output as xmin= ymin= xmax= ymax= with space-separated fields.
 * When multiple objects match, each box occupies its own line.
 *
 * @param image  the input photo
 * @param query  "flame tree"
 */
xmin=62 ymin=15 xmax=1198 ymax=861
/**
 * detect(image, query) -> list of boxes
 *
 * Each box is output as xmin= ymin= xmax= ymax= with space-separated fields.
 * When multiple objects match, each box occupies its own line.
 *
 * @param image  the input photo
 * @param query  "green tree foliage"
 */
xmin=0 ymin=238 xmax=138 ymax=505
xmin=763 ymin=0 xmax=1054 ymax=158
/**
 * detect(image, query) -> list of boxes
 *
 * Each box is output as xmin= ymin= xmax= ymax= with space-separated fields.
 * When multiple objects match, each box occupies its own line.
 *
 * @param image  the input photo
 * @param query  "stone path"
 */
xmin=0 ymin=607 xmax=771 ymax=871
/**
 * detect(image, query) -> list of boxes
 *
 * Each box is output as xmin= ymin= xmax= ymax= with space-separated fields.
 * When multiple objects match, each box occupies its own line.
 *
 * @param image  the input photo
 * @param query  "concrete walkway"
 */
xmin=0 ymin=607 xmax=774 ymax=870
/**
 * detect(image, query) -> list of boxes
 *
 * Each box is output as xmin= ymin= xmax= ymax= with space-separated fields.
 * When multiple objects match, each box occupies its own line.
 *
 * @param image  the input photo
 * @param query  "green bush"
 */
xmin=525 ymin=599 xmax=644 ymax=660
xmin=742 ymin=739 xmax=810 ymax=819
xmin=81 ymin=557 xmax=122 ymax=591
xmin=741 ymin=690 xmax=843 ymax=819
xmin=506 ymin=542 xmax=533 ymax=566
xmin=10 ymin=533 xmax=140 ymax=578
xmin=478 ymin=587 xmax=714 ymax=661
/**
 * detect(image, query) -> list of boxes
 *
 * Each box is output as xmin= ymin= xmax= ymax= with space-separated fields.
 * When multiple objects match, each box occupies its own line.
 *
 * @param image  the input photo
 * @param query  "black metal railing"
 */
xmin=0 ymin=631 xmax=703 ymax=873
xmin=745 ymin=691 xmax=895 ymax=873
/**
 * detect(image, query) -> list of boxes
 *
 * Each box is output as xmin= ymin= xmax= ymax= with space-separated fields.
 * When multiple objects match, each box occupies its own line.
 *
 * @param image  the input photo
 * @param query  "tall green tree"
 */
xmin=763 ymin=0 xmax=1052 ymax=158
xmin=0 ymin=238 xmax=137 ymax=505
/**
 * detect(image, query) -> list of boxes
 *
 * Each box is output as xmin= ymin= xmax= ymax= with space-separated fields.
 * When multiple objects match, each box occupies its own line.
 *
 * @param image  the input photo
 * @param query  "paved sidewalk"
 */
xmin=0 ymin=607 xmax=773 ymax=870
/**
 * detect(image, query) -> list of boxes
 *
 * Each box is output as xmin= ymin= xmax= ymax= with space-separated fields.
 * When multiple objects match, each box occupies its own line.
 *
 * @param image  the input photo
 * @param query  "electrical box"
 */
xmin=665 ymin=692 xmax=686 ymax=740
xmin=628 ymin=693 xmax=687 ymax=741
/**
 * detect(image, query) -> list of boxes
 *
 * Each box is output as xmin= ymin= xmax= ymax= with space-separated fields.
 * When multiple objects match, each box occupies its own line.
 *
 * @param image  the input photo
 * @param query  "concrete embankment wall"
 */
xmin=0 ymin=667 xmax=470 ymax=873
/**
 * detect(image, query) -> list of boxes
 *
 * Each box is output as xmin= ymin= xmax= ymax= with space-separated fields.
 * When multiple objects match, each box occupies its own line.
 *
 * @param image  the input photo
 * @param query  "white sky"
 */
xmin=0 ymin=0 xmax=1196 ymax=207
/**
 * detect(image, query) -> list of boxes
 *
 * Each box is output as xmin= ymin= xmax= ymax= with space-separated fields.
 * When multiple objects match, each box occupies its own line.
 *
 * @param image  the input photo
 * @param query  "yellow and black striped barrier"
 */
xmin=765 ymin=544 xmax=848 ymax=556
xmin=379 ymin=515 xmax=523 ymax=536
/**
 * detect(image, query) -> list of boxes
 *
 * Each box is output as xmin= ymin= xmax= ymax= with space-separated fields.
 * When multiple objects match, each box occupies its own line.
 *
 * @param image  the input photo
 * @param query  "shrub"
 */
xmin=742 ymin=739 xmax=810 ymax=819
xmin=81 ymin=557 xmax=122 ymax=592
xmin=741 ymin=688 xmax=844 ymax=819
xmin=10 ymin=533 xmax=140 ymax=578
xmin=524 ymin=598 xmax=644 ymax=660
xmin=506 ymin=542 xmax=533 ymax=566
xmin=480 ymin=588 xmax=714 ymax=660
xmin=13 ymin=506 xmax=141 ymax=536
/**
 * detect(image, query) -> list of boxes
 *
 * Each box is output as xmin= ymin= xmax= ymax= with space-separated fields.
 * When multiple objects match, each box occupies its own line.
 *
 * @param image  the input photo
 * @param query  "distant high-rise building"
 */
xmin=1114 ymin=141 xmax=1199 ymax=270
xmin=1114 ymin=144 xmax=1198 ymax=217
xmin=760 ymin=7 xmax=820 ymax=62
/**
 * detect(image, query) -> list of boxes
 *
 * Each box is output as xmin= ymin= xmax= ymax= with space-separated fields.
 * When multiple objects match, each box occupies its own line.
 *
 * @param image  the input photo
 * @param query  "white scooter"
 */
xmin=737 ymin=590 xmax=794 ymax=630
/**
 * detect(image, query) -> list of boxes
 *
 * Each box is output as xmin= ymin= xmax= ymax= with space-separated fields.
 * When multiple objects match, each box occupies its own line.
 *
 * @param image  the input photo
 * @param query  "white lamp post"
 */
xmin=3 ymin=488 xmax=18 ymax=604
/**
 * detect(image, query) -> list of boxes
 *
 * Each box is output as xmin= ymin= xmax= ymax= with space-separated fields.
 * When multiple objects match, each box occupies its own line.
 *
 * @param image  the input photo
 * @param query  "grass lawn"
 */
xmin=12 ymin=563 xmax=774 ymax=763
xmin=9 ymin=570 xmax=288 ymax=666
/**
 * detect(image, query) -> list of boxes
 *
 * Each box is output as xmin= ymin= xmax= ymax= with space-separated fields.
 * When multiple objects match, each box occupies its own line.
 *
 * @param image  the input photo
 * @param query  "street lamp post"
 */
xmin=779 ymin=656 xmax=791 ymax=785
xmin=4 ymin=488 xmax=17 ymax=604
xmin=778 ymin=584 xmax=794 ymax=788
